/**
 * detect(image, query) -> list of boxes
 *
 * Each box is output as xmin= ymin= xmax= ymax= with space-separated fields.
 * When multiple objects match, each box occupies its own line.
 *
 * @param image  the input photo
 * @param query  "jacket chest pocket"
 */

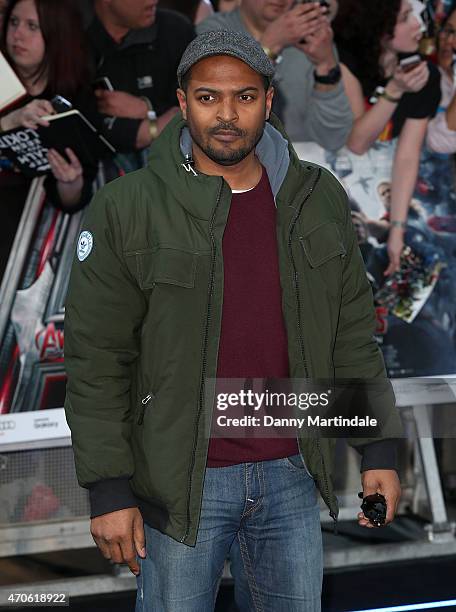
xmin=128 ymin=246 xmax=198 ymax=290
xmin=127 ymin=246 xmax=199 ymax=416
xmin=299 ymin=221 xmax=346 ymax=297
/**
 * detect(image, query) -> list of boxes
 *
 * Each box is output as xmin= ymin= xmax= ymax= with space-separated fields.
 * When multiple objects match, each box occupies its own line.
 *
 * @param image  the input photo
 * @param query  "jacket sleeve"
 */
xmin=330 ymin=174 xmax=403 ymax=471
xmin=64 ymin=188 xmax=147 ymax=517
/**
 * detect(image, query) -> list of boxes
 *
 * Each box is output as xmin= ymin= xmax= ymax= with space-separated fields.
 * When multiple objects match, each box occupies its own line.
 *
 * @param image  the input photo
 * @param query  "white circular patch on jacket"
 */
xmin=77 ymin=231 xmax=93 ymax=261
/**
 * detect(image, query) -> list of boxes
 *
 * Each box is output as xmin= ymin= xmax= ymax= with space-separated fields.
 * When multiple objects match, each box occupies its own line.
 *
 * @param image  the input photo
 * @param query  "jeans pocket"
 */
xmin=284 ymin=454 xmax=313 ymax=478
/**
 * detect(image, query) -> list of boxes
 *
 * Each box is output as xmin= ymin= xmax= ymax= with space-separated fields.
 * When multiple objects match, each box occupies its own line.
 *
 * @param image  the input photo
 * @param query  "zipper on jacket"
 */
xmin=180 ymin=178 xmax=224 ymax=544
xmin=287 ymin=167 xmax=339 ymax=535
xmin=138 ymin=393 xmax=153 ymax=425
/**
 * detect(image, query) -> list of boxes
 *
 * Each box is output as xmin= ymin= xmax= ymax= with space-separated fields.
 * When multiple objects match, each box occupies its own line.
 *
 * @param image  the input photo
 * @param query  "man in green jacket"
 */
xmin=64 ymin=30 xmax=402 ymax=612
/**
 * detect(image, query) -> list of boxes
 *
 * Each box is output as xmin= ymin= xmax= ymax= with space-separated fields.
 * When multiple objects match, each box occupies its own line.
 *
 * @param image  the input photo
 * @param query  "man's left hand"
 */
xmin=95 ymin=90 xmax=148 ymax=119
xmin=358 ymin=469 xmax=401 ymax=528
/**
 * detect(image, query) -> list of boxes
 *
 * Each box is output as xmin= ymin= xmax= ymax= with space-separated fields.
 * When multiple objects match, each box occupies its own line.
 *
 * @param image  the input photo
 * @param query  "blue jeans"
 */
xmin=135 ymin=454 xmax=323 ymax=612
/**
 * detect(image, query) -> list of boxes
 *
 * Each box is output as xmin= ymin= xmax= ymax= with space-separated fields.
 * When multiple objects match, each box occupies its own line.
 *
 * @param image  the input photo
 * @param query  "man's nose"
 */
xmin=216 ymin=98 xmax=238 ymax=123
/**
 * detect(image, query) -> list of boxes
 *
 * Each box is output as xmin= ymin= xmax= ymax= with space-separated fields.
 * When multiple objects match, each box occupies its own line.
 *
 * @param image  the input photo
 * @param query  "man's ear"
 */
xmin=265 ymin=86 xmax=274 ymax=120
xmin=176 ymin=88 xmax=187 ymax=120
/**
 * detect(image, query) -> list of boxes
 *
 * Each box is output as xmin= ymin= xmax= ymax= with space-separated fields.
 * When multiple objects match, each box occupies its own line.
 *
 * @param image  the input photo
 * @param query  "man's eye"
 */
xmin=240 ymin=95 xmax=254 ymax=102
xmin=199 ymin=95 xmax=215 ymax=102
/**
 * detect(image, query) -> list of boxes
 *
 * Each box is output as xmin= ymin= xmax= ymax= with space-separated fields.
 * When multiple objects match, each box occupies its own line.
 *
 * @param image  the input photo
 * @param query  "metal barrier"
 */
xmin=0 ymin=385 xmax=455 ymax=601
xmin=0 ymin=439 xmax=92 ymax=558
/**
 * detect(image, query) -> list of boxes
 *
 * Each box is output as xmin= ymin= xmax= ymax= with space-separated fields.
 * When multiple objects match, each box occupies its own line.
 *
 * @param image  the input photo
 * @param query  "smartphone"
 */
xmin=399 ymin=54 xmax=422 ymax=72
xmin=51 ymin=95 xmax=73 ymax=113
xmin=92 ymin=76 xmax=114 ymax=92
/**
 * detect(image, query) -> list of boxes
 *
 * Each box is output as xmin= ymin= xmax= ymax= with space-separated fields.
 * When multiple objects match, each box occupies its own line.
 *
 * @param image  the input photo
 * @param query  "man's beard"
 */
xmin=187 ymin=117 xmax=265 ymax=167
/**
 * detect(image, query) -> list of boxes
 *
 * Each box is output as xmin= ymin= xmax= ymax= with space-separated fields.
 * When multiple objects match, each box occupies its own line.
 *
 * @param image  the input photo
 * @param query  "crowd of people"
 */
xmin=1 ymin=0 xmax=456 ymax=277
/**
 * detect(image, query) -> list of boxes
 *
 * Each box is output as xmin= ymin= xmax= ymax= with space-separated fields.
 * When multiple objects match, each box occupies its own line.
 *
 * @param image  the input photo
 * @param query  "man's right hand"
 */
xmin=90 ymin=507 xmax=146 ymax=576
xmin=260 ymin=2 xmax=328 ymax=56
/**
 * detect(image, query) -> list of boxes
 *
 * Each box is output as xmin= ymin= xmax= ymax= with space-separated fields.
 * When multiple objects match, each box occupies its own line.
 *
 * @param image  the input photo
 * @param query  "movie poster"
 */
xmin=0 ymin=178 xmax=85 ymax=418
xmin=296 ymin=139 xmax=456 ymax=377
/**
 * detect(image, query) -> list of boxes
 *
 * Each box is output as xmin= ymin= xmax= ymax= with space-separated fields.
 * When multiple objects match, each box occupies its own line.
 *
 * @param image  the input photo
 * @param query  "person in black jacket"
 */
xmin=87 ymin=0 xmax=195 ymax=176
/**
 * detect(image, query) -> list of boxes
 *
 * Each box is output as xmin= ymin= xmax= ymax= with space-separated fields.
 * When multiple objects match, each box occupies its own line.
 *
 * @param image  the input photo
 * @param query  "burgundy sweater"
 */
xmin=207 ymin=165 xmax=298 ymax=467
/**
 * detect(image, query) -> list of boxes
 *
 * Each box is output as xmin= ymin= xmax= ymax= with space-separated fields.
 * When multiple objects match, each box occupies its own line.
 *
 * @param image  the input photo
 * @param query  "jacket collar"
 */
xmin=147 ymin=112 xmax=311 ymax=221
xmin=178 ymin=117 xmax=290 ymax=199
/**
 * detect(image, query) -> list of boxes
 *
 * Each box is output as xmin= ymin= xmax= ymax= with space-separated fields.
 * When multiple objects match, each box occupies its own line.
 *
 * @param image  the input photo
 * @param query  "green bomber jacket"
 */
xmin=64 ymin=113 xmax=402 ymax=546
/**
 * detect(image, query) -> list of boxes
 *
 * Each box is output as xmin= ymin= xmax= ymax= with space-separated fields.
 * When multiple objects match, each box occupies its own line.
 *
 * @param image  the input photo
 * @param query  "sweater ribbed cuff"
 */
xmin=88 ymin=476 xmax=138 ymax=518
xmin=359 ymin=439 xmax=399 ymax=473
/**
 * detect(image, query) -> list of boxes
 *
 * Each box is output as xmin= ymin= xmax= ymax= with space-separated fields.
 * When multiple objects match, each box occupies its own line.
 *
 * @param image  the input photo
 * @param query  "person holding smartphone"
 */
xmin=197 ymin=0 xmax=353 ymax=151
xmin=333 ymin=0 xmax=441 ymax=275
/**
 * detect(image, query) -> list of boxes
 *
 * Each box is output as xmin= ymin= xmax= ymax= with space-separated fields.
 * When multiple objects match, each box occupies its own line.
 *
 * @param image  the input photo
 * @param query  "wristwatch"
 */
xmin=147 ymin=110 xmax=158 ymax=141
xmin=141 ymin=96 xmax=158 ymax=141
xmin=262 ymin=46 xmax=282 ymax=65
xmin=377 ymin=86 xmax=402 ymax=104
xmin=314 ymin=64 xmax=342 ymax=85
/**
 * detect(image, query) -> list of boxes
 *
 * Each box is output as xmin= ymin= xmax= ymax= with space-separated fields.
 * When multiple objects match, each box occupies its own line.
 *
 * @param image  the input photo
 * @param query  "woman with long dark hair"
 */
xmin=333 ymin=0 xmax=441 ymax=274
xmin=0 ymin=0 xmax=98 ymax=210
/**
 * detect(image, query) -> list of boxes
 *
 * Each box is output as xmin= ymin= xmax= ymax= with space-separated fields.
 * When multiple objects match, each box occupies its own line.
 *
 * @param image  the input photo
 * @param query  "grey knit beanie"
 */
xmin=177 ymin=30 xmax=275 ymax=88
